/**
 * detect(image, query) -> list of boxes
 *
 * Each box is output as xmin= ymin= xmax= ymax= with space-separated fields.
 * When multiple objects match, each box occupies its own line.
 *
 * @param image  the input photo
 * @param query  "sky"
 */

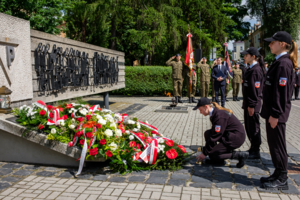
xmin=227 ymin=0 xmax=257 ymax=50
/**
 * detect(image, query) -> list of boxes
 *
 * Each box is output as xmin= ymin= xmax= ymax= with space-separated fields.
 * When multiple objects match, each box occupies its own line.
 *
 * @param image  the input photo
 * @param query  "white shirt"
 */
xmin=249 ymin=61 xmax=257 ymax=69
xmin=210 ymin=108 xmax=214 ymax=117
xmin=275 ymin=52 xmax=288 ymax=60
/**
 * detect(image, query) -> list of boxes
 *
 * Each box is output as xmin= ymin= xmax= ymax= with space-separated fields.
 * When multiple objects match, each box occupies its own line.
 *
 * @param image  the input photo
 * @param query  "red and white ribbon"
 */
xmin=138 ymin=120 xmax=158 ymax=131
xmin=130 ymin=131 xmax=147 ymax=148
xmin=149 ymin=139 xmax=158 ymax=165
xmin=89 ymin=105 xmax=100 ymax=113
xmin=47 ymin=108 xmax=65 ymax=126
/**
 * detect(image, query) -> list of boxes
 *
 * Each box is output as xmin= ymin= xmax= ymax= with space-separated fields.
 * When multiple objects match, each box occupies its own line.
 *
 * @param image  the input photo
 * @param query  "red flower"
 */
xmin=86 ymin=132 xmax=94 ymax=138
xmin=79 ymin=139 xmax=85 ymax=145
xmin=71 ymin=113 xmax=74 ymax=118
xmin=129 ymin=141 xmax=136 ymax=148
xmin=146 ymin=137 xmax=153 ymax=144
xmin=100 ymin=139 xmax=106 ymax=145
xmin=58 ymin=107 xmax=63 ymax=112
xmin=96 ymin=124 xmax=101 ymax=129
xmin=62 ymin=115 xmax=68 ymax=120
xmin=106 ymin=150 xmax=113 ymax=157
xmin=178 ymin=145 xmax=187 ymax=153
xmin=86 ymin=115 xmax=91 ymax=121
xmin=166 ymin=149 xmax=178 ymax=159
xmin=49 ymin=112 xmax=54 ymax=118
xmin=151 ymin=130 xmax=158 ymax=134
xmin=39 ymin=110 xmax=46 ymax=116
xmin=75 ymin=131 xmax=83 ymax=137
xmin=47 ymin=105 xmax=54 ymax=110
xmin=136 ymin=143 xmax=141 ymax=149
xmin=89 ymin=148 xmax=98 ymax=156
xmin=136 ymin=132 xmax=145 ymax=140
xmin=166 ymin=140 xmax=174 ymax=147
xmin=38 ymin=124 xmax=44 ymax=130
xmin=77 ymin=117 xmax=84 ymax=122
xmin=65 ymin=104 xmax=73 ymax=109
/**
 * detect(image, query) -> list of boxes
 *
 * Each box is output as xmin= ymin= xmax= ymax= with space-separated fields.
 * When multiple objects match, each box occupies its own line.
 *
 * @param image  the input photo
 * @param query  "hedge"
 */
xmin=111 ymin=66 xmax=231 ymax=96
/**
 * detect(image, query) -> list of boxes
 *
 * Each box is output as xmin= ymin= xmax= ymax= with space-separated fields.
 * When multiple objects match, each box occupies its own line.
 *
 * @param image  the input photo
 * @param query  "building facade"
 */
xmin=232 ymin=41 xmax=244 ymax=61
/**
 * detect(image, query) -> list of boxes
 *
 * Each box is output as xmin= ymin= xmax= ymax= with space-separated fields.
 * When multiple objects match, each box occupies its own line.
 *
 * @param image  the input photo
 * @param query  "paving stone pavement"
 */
xmin=3 ymin=92 xmax=300 ymax=199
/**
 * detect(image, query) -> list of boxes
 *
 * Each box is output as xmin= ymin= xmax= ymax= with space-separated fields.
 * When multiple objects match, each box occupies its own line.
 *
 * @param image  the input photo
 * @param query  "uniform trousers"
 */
xmin=295 ymin=86 xmax=300 ymax=98
xmin=266 ymin=120 xmax=287 ymax=171
xmin=225 ymin=83 xmax=230 ymax=97
xmin=187 ymin=80 xmax=196 ymax=97
xmin=232 ymin=82 xmax=240 ymax=97
xmin=244 ymin=109 xmax=261 ymax=152
xmin=204 ymin=130 xmax=233 ymax=161
xmin=201 ymin=81 xmax=210 ymax=97
xmin=214 ymin=85 xmax=225 ymax=107
xmin=173 ymin=79 xmax=183 ymax=97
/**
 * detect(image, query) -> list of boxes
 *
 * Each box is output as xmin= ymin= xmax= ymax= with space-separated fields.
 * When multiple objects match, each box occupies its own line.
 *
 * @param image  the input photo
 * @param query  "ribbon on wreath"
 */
xmin=68 ymin=123 xmax=83 ymax=147
xmin=46 ymin=108 xmax=65 ymax=126
xmin=89 ymin=105 xmax=101 ymax=113
xmin=138 ymin=120 xmax=158 ymax=131
xmin=130 ymin=131 xmax=147 ymax=148
xmin=115 ymin=113 xmax=129 ymax=123
xmin=33 ymin=100 xmax=52 ymax=119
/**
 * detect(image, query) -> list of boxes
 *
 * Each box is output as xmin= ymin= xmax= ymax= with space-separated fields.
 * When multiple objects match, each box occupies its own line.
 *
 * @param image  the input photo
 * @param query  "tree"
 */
xmin=0 ymin=0 xmax=74 ymax=35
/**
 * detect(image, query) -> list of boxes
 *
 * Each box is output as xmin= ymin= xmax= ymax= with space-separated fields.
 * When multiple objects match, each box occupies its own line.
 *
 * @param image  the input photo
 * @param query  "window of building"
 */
xmin=240 ymin=46 xmax=243 ymax=51
xmin=234 ymin=47 xmax=236 ymax=52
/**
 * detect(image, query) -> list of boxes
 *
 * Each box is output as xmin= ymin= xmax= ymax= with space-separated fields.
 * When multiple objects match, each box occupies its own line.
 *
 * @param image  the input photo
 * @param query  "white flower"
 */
xmin=104 ymin=129 xmax=113 ymax=137
xmin=132 ymin=128 xmax=139 ymax=132
xmin=115 ymin=129 xmax=122 ymax=137
xmin=157 ymin=138 xmax=165 ymax=144
xmin=60 ymin=121 xmax=65 ymax=126
xmin=114 ymin=115 xmax=122 ymax=122
xmin=109 ymin=142 xmax=118 ymax=151
xmin=145 ymin=121 xmax=149 ymax=124
xmin=110 ymin=122 xmax=117 ymax=129
xmin=69 ymin=124 xmax=75 ymax=129
xmin=136 ymin=122 xmax=141 ymax=129
xmin=129 ymin=135 xmax=134 ymax=140
xmin=31 ymin=116 xmax=35 ymax=119
xmin=126 ymin=119 xmax=135 ymax=125
xmin=98 ymin=118 xmax=106 ymax=125
xmin=102 ymin=109 xmax=112 ymax=113
xmin=96 ymin=115 xmax=102 ymax=120
xmin=51 ymin=128 xmax=56 ymax=134
xmin=79 ymin=109 xmax=88 ymax=116
xmin=69 ymin=110 xmax=73 ymax=114
xmin=71 ymin=118 xmax=76 ymax=123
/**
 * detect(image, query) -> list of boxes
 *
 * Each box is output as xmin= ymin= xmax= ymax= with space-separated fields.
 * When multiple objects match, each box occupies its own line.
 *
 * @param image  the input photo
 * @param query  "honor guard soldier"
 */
xmin=194 ymin=97 xmax=249 ymax=167
xmin=185 ymin=63 xmax=198 ymax=103
xmin=197 ymin=57 xmax=211 ymax=98
xmin=211 ymin=57 xmax=228 ymax=107
xmin=260 ymin=31 xmax=298 ymax=190
xmin=166 ymin=54 xmax=185 ymax=103
xmin=294 ymin=68 xmax=300 ymax=100
xmin=232 ymin=62 xmax=243 ymax=101
xmin=211 ymin=59 xmax=217 ymax=102
xmin=241 ymin=47 xmax=266 ymax=159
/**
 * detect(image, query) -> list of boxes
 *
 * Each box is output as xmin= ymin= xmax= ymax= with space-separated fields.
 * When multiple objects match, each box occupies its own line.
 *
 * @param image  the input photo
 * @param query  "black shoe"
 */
xmin=236 ymin=97 xmax=240 ymax=101
xmin=291 ymin=98 xmax=295 ymax=101
xmin=178 ymin=97 xmax=183 ymax=103
xmin=233 ymin=96 xmax=237 ymax=101
xmin=232 ymin=151 xmax=249 ymax=168
xmin=296 ymin=97 xmax=300 ymax=100
xmin=189 ymin=97 xmax=192 ymax=103
xmin=225 ymin=97 xmax=229 ymax=102
xmin=248 ymin=151 xmax=261 ymax=159
xmin=192 ymin=97 xmax=197 ymax=103
xmin=175 ymin=96 xmax=178 ymax=104
xmin=262 ymin=171 xmax=289 ymax=190
xmin=204 ymin=157 xmax=226 ymax=166
xmin=260 ymin=169 xmax=280 ymax=183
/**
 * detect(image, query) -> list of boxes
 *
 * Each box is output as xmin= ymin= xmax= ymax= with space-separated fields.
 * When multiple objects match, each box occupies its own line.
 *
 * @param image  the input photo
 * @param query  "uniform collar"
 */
xmin=249 ymin=61 xmax=257 ymax=69
xmin=275 ymin=52 xmax=288 ymax=60
xmin=210 ymin=108 xmax=214 ymax=117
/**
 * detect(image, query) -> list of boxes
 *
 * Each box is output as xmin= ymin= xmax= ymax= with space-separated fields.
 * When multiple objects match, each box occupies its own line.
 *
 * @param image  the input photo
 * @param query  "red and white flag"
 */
xmin=185 ymin=33 xmax=194 ymax=70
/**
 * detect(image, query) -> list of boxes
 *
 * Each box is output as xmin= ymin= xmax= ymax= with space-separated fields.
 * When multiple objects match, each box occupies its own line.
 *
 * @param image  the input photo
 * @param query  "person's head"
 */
xmin=217 ymin=57 xmax=222 ymax=65
xmin=193 ymin=97 xmax=233 ymax=116
xmin=202 ymin=57 xmax=207 ymax=64
xmin=176 ymin=53 xmax=181 ymax=61
xmin=264 ymin=31 xmax=298 ymax=69
xmin=235 ymin=63 xmax=240 ymax=69
xmin=296 ymin=68 xmax=299 ymax=72
xmin=241 ymin=47 xmax=266 ymax=74
xmin=264 ymin=62 xmax=268 ymax=68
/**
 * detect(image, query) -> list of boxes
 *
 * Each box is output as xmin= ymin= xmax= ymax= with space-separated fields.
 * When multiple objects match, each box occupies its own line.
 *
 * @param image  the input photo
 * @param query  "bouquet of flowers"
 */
xmin=12 ymin=100 xmax=190 ymax=174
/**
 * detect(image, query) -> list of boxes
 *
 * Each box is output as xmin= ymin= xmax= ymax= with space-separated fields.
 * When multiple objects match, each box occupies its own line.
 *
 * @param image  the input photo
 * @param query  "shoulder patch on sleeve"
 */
xmin=279 ymin=77 xmax=287 ymax=86
xmin=255 ymin=81 xmax=260 ymax=88
xmin=215 ymin=125 xmax=221 ymax=133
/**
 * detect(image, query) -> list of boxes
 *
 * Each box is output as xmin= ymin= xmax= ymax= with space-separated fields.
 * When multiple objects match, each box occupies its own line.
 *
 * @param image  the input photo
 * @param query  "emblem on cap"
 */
xmin=215 ymin=125 xmax=221 ymax=133
xmin=279 ymin=77 xmax=287 ymax=86
xmin=255 ymin=82 xmax=260 ymax=88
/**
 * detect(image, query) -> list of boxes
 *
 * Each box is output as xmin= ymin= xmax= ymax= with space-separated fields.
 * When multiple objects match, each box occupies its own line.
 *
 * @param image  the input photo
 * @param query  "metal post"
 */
xmin=103 ymin=92 xmax=109 ymax=109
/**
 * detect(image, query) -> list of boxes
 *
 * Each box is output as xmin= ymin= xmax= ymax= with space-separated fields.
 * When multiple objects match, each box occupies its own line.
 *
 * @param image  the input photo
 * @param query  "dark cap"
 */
xmin=193 ymin=97 xmax=211 ymax=110
xmin=264 ymin=31 xmax=292 ymax=45
xmin=176 ymin=53 xmax=181 ymax=57
xmin=241 ymin=47 xmax=260 ymax=57
xmin=202 ymin=57 xmax=207 ymax=59
xmin=296 ymin=68 xmax=299 ymax=70
xmin=264 ymin=62 xmax=268 ymax=64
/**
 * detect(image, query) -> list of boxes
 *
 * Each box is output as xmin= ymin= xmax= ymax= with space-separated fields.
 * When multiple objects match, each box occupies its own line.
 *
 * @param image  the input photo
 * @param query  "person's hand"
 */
xmin=248 ymin=107 xmax=254 ymax=117
xmin=200 ymin=58 xmax=203 ymax=62
xmin=190 ymin=80 xmax=192 ymax=84
xmin=196 ymin=153 xmax=206 ymax=163
xmin=269 ymin=116 xmax=278 ymax=129
xmin=182 ymin=78 xmax=184 ymax=81
xmin=295 ymin=84 xmax=297 ymax=87
xmin=171 ymin=56 xmax=176 ymax=59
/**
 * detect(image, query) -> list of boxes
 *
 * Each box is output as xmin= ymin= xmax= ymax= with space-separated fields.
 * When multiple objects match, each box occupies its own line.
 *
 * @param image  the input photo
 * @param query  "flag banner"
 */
xmin=185 ymin=33 xmax=194 ymax=71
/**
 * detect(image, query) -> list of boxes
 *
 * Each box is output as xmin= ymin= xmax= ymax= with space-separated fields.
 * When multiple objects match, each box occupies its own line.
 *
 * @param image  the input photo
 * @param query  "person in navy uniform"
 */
xmin=211 ymin=57 xmax=228 ymax=107
xmin=241 ymin=47 xmax=266 ymax=159
xmin=260 ymin=31 xmax=298 ymax=190
xmin=294 ymin=68 xmax=300 ymax=100
xmin=194 ymin=97 xmax=249 ymax=167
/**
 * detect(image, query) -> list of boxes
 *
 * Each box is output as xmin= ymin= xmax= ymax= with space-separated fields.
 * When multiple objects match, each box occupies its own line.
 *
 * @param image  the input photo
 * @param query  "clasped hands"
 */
xmin=217 ymin=76 xmax=223 ymax=81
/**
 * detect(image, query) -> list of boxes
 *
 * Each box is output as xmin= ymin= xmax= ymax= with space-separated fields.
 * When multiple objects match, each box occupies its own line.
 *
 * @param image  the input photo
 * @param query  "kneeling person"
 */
xmin=194 ymin=97 xmax=249 ymax=168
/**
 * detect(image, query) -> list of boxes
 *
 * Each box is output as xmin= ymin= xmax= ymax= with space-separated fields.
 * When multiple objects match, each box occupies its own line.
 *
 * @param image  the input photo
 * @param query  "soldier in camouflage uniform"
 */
xmin=210 ymin=60 xmax=217 ymax=102
xmin=197 ymin=57 xmax=210 ymax=98
xmin=166 ymin=54 xmax=184 ymax=103
xmin=185 ymin=63 xmax=198 ymax=103
xmin=232 ymin=62 xmax=243 ymax=101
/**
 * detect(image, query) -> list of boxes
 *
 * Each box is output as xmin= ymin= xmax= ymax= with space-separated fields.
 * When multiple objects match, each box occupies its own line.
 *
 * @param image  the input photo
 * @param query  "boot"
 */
xmin=263 ymin=170 xmax=289 ymax=190
xmin=233 ymin=96 xmax=237 ymax=101
xmin=175 ymin=96 xmax=178 ymax=104
xmin=189 ymin=97 xmax=192 ymax=103
xmin=236 ymin=96 xmax=240 ymax=101
xmin=204 ymin=157 xmax=226 ymax=166
xmin=231 ymin=151 xmax=249 ymax=168
xmin=260 ymin=169 xmax=280 ymax=183
xmin=248 ymin=151 xmax=261 ymax=159
xmin=178 ymin=97 xmax=183 ymax=103
xmin=225 ymin=96 xmax=229 ymax=101
xmin=192 ymin=97 xmax=197 ymax=103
